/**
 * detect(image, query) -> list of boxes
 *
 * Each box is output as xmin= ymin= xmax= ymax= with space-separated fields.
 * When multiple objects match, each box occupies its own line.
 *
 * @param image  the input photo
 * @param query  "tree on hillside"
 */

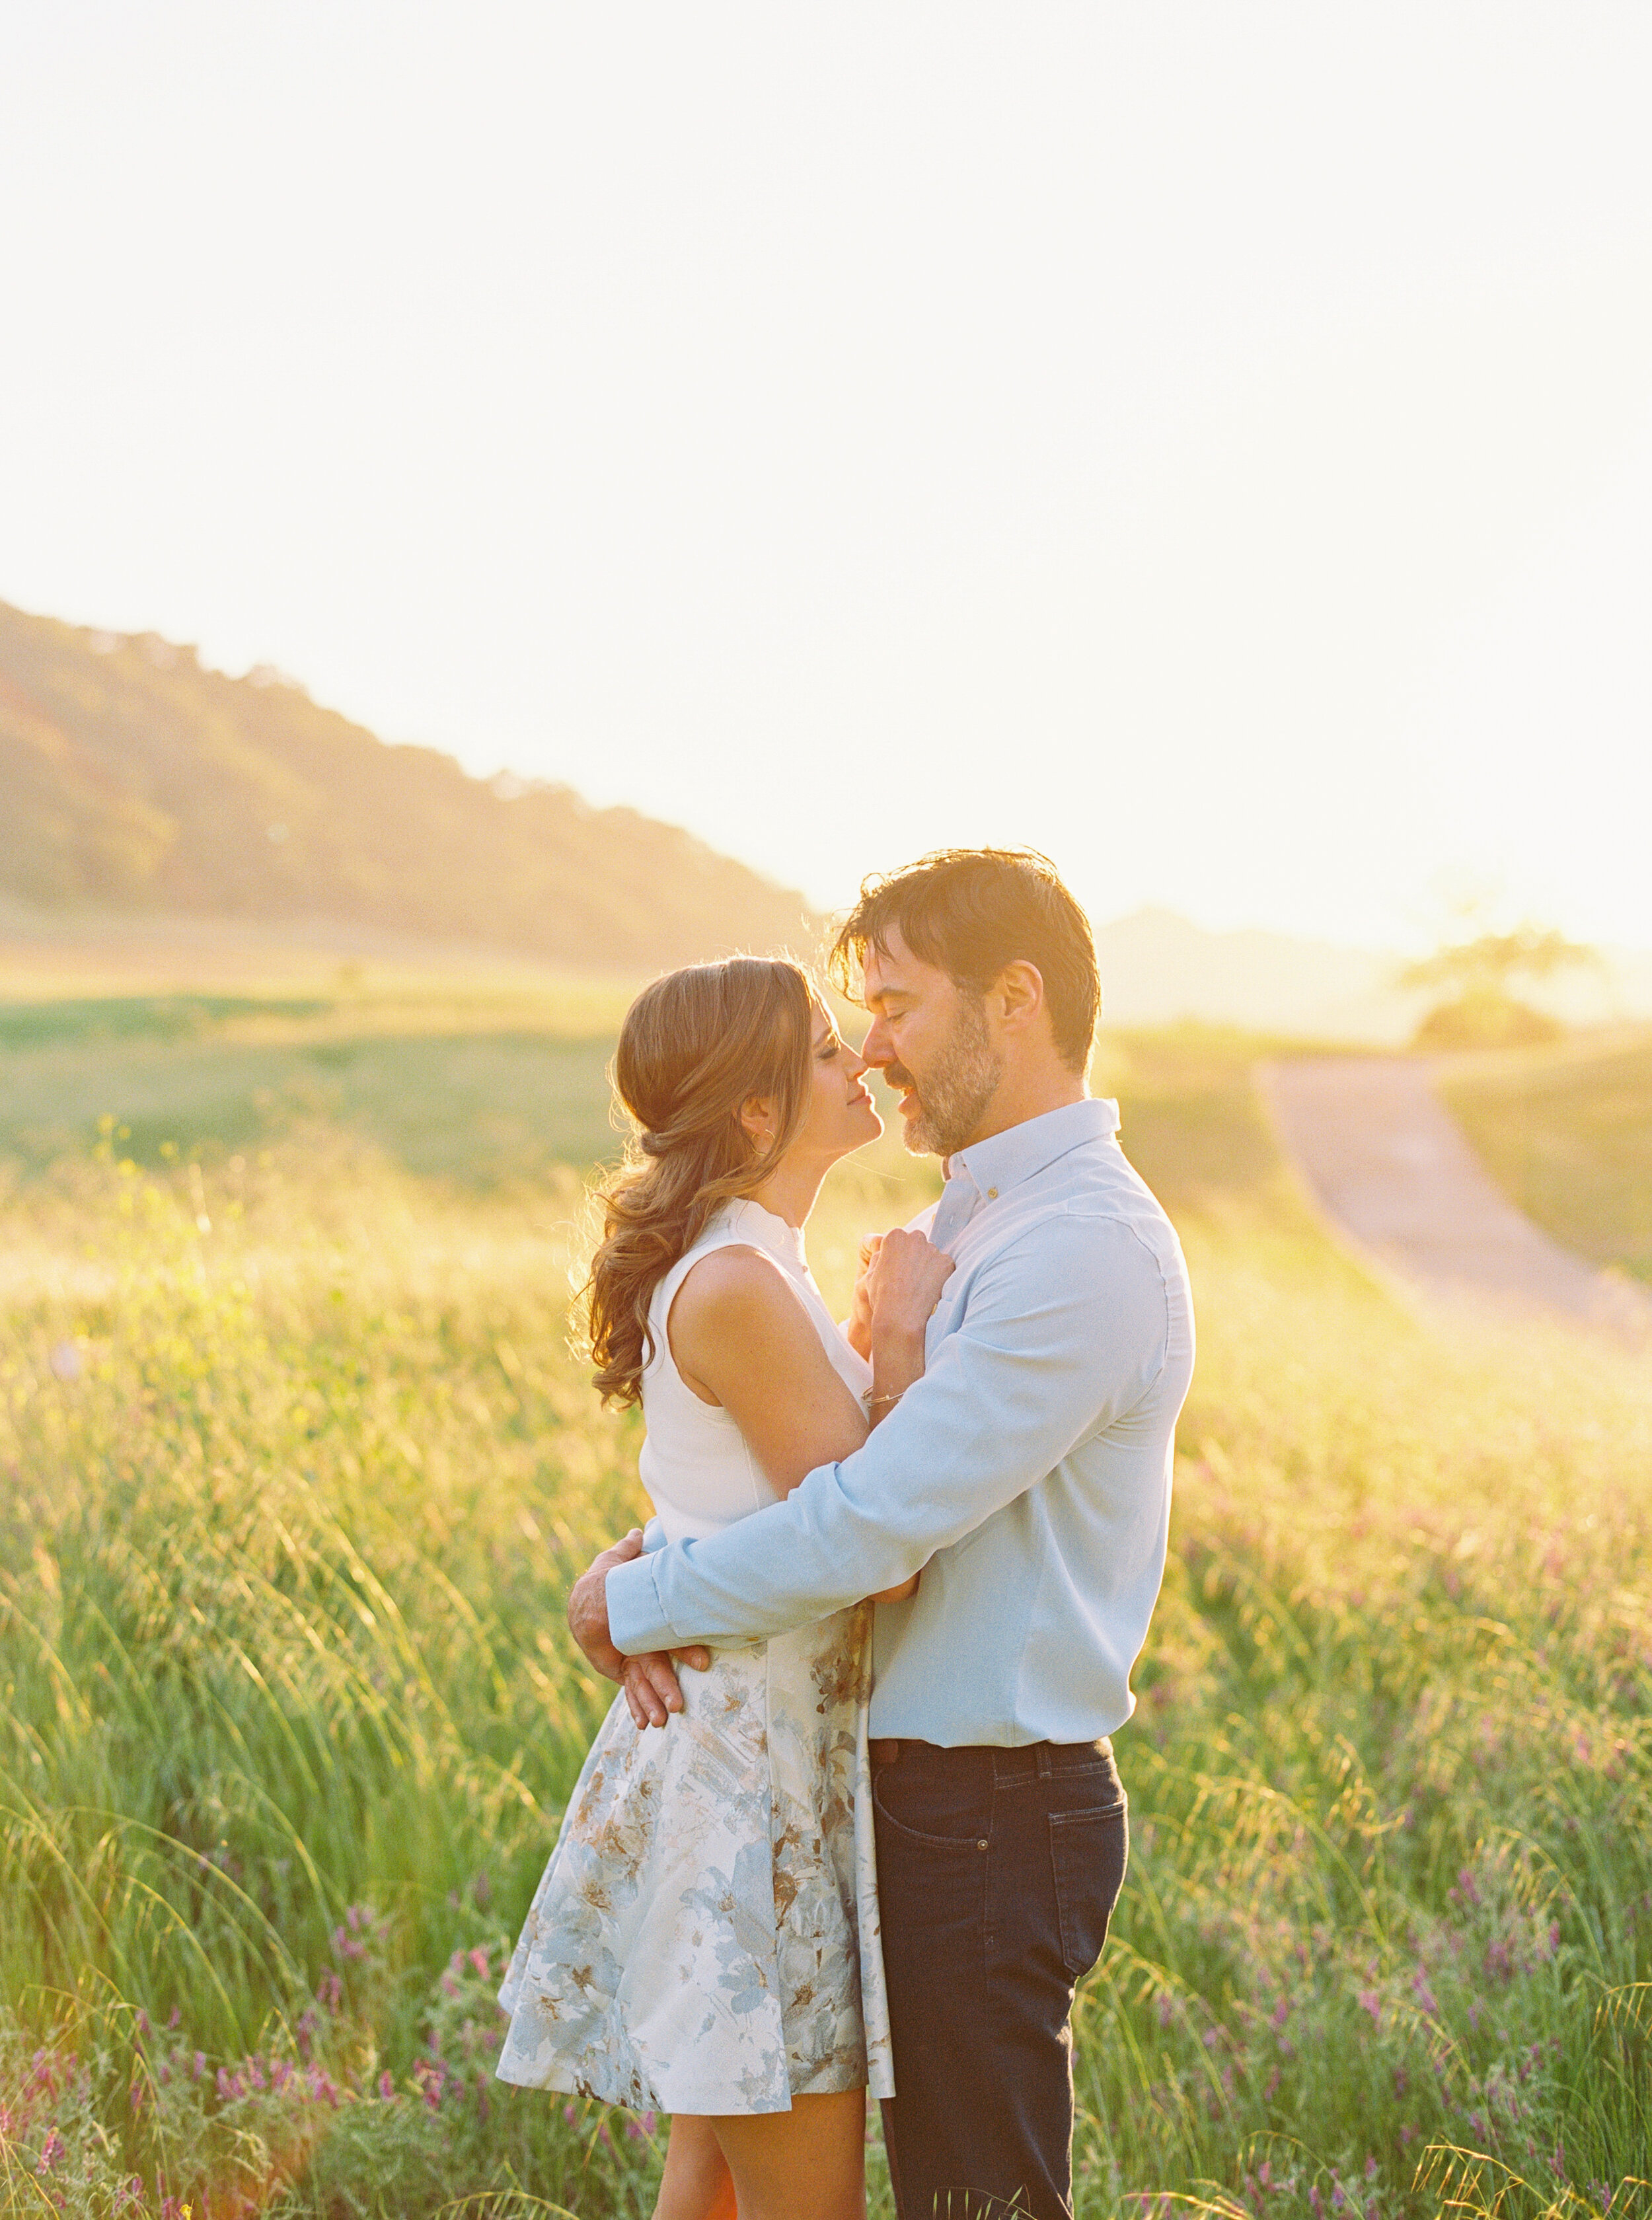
xmin=1402 ymin=922 xmax=1600 ymax=1049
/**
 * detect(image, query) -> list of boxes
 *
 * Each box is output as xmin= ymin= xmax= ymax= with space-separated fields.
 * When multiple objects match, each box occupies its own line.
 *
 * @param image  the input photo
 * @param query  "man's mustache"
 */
xmin=881 ymin=1062 xmax=919 ymax=1094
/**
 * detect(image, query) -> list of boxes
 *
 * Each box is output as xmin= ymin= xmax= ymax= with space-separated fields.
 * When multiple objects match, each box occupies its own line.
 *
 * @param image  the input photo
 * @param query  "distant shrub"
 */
xmin=1411 ymin=990 xmax=1563 ymax=1051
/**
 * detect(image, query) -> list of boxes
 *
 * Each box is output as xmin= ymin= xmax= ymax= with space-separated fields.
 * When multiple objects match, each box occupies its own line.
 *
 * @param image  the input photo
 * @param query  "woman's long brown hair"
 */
xmin=583 ymin=957 xmax=816 ymax=1407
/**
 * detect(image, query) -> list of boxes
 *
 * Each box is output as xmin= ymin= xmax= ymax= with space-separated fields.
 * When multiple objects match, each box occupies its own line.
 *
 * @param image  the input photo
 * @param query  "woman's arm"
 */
xmin=669 ymin=1233 xmax=954 ymax=1605
xmin=856 ymin=1230 xmax=953 ymax=1593
xmin=668 ymin=1248 xmax=870 ymax=1489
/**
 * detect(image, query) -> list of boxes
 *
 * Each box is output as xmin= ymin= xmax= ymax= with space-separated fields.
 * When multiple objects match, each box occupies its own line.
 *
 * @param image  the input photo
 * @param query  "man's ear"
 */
xmin=993 ymin=961 xmax=1046 ymax=1034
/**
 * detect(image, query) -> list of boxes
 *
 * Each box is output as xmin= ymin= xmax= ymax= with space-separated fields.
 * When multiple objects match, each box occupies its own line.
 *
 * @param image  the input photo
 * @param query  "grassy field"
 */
xmin=0 ymin=982 xmax=641 ymax=1185
xmin=1439 ymin=1030 xmax=1652 ymax=1285
xmin=2 ymin=995 xmax=1649 ymax=2216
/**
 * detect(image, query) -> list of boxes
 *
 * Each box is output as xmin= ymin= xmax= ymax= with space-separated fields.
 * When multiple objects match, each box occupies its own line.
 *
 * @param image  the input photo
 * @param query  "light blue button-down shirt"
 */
xmin=606 ymin=1097 xmax=1195 ymax=1746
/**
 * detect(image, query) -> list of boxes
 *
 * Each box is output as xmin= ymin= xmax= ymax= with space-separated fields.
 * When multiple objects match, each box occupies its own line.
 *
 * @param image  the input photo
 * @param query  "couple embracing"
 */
xmin=494 ymin=849 xmax=1195 ymax=2220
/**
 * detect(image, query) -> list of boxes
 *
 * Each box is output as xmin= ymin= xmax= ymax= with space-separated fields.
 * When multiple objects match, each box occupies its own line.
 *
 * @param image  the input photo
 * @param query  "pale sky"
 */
xmin=4 ymin=4 xmax=1650 ymax=951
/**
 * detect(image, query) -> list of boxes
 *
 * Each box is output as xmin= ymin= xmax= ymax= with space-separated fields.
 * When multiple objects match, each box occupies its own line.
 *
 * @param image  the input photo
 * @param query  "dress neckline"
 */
xmin=720 ymin=1196 xmax=809 ymax=1274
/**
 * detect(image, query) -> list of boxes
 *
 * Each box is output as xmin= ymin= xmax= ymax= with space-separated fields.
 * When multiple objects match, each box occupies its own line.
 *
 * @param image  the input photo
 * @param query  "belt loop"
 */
xmin=1035 ymin=1744 xmax=1053 ymax=1779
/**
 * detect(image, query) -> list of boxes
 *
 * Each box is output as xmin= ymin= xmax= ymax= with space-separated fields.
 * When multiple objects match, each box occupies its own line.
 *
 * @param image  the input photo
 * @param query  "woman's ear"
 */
xmin=739 ymin=1093 xmax=778 ymax=1148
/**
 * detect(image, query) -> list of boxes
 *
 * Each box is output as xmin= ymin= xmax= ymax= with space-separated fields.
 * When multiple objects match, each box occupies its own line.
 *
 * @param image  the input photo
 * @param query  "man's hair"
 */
xmin=827 ymin=848 xmax=1100 ymax=1075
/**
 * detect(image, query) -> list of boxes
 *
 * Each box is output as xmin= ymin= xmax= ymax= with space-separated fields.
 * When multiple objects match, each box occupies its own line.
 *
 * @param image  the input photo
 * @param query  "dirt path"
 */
xmin=1259 ymin=1056 xmax=1652 ymax=1341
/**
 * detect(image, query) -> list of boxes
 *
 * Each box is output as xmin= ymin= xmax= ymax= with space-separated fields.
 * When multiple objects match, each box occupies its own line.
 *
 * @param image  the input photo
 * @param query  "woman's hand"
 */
xmin=856 ymin=1229 xmax=950 ymax=1604
xmin=863 ymin=1228 xmax=954 ymax=1467
xmin=866 ymin=1228 xmax=955 ymax=1349
xmin=845 ymin=1233 xmax=883 ymax=1360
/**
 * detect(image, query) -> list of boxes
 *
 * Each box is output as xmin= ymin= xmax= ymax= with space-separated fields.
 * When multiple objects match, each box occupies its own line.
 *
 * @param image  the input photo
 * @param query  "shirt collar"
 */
xmin=944 ymin=1096 xmax=1120 ymax=1206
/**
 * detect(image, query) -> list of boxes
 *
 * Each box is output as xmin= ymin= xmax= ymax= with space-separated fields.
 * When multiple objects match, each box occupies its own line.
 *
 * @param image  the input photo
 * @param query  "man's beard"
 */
xmin=891 ymin=994 xmax=1002 ymax=1158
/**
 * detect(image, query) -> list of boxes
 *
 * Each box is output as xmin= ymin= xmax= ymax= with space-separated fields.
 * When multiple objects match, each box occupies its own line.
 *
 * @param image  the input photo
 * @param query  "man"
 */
xmin=571 ymin=847 xmax=1195 ymax=2220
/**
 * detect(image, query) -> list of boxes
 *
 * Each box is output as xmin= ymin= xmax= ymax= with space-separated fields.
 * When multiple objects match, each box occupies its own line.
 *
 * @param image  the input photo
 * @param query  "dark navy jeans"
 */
xmin=872 ymin=1736 xmax=1128 ymax=2220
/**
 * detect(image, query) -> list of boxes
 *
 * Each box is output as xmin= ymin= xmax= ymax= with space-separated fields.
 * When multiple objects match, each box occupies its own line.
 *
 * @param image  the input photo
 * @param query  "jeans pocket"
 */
xmin=1049 ymin=1806 xmax=1128 ymax=1981
xmin=873 ymin=1769 xmax=993 ymax=1852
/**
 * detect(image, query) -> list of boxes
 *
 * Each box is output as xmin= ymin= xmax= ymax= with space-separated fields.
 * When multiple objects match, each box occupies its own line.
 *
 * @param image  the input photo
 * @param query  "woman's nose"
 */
xmin=843 ymin=1043 xmax=868 ymax=1078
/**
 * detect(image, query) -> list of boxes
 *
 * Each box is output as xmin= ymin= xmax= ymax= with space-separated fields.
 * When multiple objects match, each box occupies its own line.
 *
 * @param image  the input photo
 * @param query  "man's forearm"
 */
xmin=606 ymin=1462 xmax=926 ymax=1652
xmin=606 ymin=1214 xmax=1169 ymax=1657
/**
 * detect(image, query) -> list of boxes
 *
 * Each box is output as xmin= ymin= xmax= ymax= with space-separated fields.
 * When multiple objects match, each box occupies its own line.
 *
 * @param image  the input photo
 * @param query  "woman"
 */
xmin=496 ymin=957 xmax=952 ymax=2220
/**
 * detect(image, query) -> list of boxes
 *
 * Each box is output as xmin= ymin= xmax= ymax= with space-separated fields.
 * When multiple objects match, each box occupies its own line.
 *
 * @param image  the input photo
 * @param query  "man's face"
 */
xmin=860 ymin=927 xmax=1003 ymax=1158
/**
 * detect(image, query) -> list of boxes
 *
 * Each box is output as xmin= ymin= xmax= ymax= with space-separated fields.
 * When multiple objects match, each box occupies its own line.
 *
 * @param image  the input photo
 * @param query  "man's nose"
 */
xmin=859 ymin=1019 xmax=893 ymax=1068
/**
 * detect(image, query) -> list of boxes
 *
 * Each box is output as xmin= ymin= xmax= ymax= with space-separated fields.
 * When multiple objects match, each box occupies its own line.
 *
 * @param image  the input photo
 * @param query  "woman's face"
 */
xmin=783 ymin=1004 xmax=883 ymax=1163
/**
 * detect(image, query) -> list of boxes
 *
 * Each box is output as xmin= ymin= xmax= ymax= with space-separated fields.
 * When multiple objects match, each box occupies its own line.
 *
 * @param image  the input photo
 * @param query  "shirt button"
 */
xmin=977 ymin=1838 xmax=988 ymax=1850
xmin=987 ymin=1187 xmax=998 ymax=1199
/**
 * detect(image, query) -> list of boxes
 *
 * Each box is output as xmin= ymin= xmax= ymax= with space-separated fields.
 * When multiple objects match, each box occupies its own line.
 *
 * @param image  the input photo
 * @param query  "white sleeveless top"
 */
xmin=638 ymin=1198 xmax=872 ymax=1545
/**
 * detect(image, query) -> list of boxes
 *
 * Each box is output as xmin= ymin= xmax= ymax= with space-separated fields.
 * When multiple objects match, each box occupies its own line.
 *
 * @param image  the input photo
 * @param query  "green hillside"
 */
xmin=0 ymin=601 xmax=813 ymax=970
xmin=1439 ymin=1028 xmax=1652 ymax=1282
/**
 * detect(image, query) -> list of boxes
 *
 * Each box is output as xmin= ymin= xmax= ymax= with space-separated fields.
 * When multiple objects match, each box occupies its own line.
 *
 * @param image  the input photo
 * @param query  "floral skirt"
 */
xmin=495 ymin=1603 xmax=893 ymax=2116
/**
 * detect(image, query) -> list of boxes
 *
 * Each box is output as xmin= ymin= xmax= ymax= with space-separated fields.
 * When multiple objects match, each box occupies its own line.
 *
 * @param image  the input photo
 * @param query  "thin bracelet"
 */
xmin=865 ymin=1389 xmax=905 ymax=1411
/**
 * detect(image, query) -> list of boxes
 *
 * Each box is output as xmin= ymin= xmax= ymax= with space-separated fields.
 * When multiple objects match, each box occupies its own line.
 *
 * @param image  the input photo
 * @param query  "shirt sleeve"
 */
xmin=606 ymin=1209 xmax=1172 ymax=1654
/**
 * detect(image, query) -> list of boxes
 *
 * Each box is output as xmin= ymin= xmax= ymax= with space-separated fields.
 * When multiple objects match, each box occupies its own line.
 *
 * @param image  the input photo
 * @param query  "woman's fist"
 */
xmin=866 ymin=1228 xmax=955 ymax=1344
xmin=845 ymin=1232 xmax=885 ymax=1359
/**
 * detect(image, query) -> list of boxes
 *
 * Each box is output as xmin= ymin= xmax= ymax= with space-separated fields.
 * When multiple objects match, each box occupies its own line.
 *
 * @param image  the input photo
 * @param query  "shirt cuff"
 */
xmin=607 ymin=1551 xmax=676 ymax=1655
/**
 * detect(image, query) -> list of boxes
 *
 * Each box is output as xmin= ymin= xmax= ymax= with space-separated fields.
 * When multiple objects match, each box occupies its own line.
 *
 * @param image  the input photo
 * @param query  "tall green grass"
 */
xmin=2 ymin=1029 xmax=1649 ymax=2214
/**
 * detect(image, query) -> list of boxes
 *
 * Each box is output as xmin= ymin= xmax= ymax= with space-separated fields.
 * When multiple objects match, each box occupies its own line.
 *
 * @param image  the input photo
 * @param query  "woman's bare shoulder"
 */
xmin=669 ymin=1244 xmax=807 ymax=1331
xmin=667 ymin=1244 xmax=830 ymax=1407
